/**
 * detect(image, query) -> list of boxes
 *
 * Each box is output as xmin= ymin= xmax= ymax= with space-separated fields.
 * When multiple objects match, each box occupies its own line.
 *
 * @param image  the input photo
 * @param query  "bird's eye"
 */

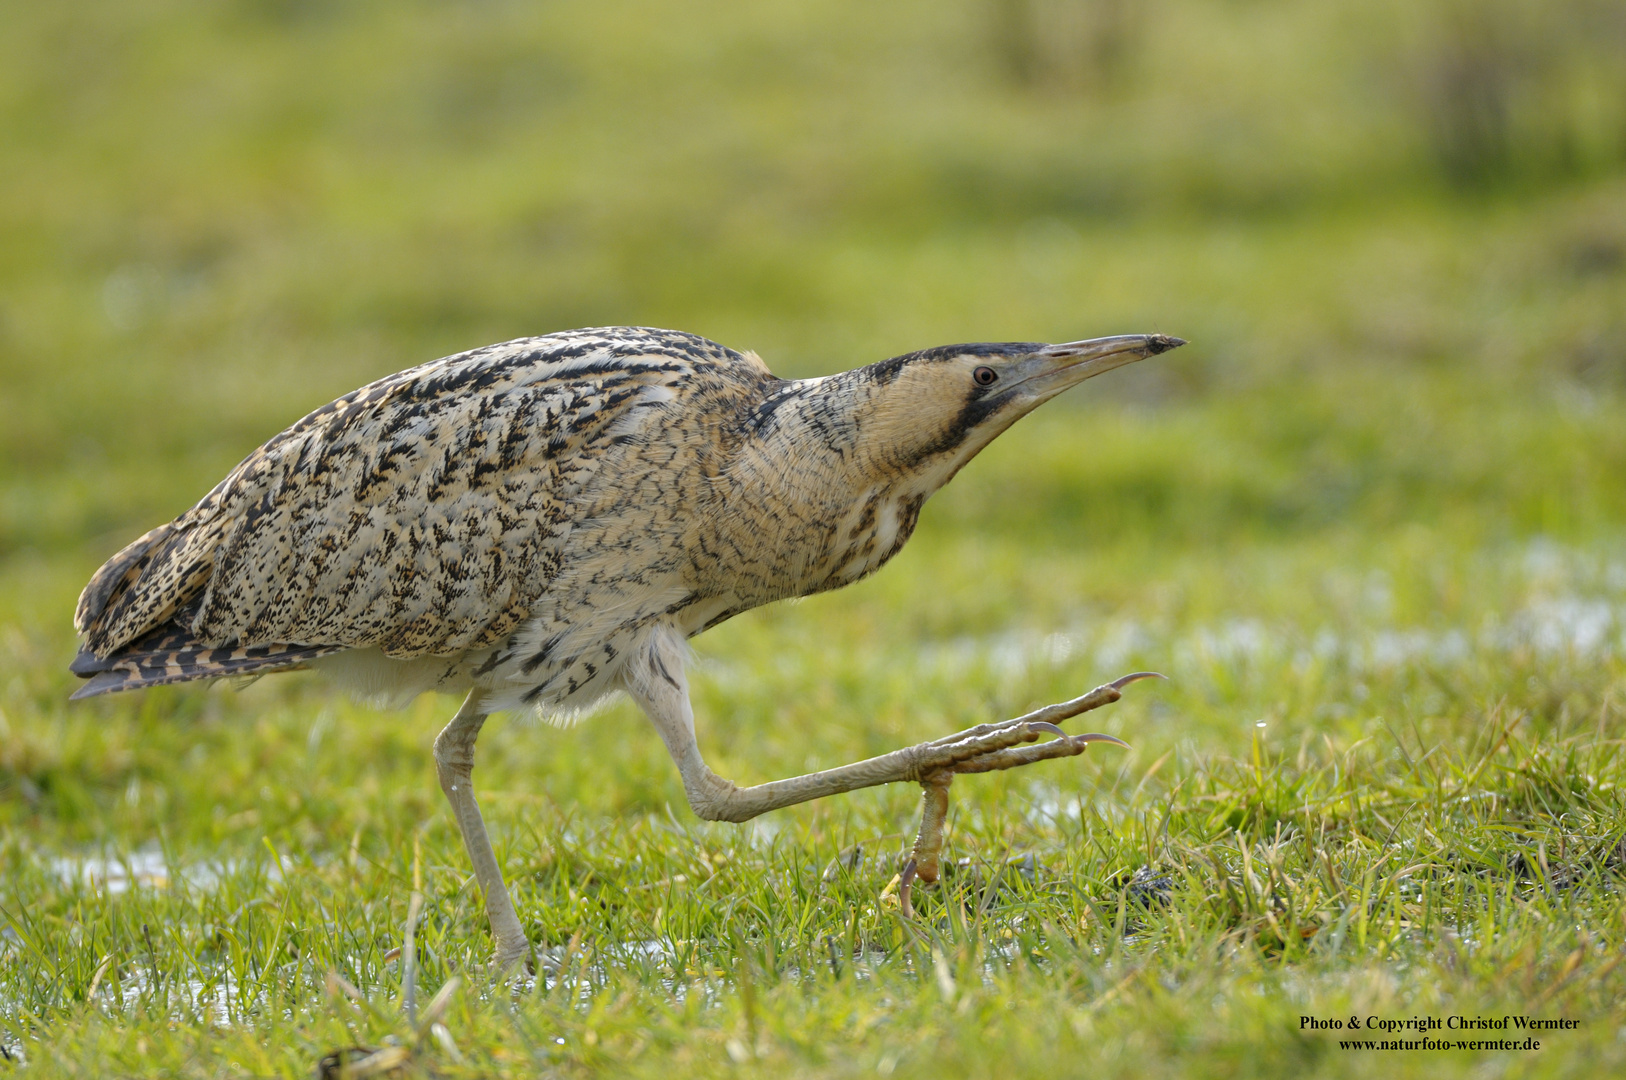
xmin=972 ymin=366 xmax=999 ymax=387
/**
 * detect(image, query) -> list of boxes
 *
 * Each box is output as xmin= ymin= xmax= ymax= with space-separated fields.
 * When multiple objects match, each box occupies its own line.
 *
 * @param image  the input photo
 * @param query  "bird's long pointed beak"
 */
xmin=1025 ymin=333 xmax=1185 ymax=395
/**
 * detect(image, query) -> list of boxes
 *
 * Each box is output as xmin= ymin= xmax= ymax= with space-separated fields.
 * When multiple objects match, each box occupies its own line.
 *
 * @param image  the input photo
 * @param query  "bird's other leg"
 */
xmin=898 ymin=771 xmax=952 ymax=918
xmin=625 ymin=626 xmax=1149 ymax=825
xmin=433 ymin=691 xmax=530 ymax=972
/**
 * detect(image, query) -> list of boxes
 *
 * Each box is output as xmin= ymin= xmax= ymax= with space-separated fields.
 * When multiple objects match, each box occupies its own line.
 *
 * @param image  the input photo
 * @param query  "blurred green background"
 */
xmin=3 ymin=2 xmax=1626 ymax=1075
xmin=4 ymin=0 xmax=1625 ymax=577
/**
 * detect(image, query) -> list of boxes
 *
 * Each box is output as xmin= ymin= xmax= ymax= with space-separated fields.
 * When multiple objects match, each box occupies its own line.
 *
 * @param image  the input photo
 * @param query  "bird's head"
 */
xmin=847 ymin=333 xmax=1185 ymax=487
xmin=719 ymin=332 xmax=1186 ymax=598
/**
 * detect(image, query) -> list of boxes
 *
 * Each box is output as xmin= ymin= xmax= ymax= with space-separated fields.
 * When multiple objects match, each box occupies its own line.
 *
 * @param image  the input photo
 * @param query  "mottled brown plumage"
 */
xmin=71 ymin=324 xmax=1182 ymax=968
xmin=75 ymin=329 xmax=768 ymax=703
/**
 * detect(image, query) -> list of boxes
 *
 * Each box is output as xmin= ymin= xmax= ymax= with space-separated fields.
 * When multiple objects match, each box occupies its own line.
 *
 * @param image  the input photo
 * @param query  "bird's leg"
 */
xmin=433 ymin=691 xmax=530 ymax=972
xmin=626 ymin=628 xmax=1149 ymax=826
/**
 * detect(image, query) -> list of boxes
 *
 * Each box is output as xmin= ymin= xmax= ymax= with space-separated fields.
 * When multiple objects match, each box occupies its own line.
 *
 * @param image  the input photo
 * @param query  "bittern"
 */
xmin=70 ymin=326 xmax=1182 ymax=967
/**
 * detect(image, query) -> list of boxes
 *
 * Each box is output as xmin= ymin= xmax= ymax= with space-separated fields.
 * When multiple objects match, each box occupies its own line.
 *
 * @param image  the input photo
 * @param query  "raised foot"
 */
xmin=895 ymin=672 xmax=1160 ymax=917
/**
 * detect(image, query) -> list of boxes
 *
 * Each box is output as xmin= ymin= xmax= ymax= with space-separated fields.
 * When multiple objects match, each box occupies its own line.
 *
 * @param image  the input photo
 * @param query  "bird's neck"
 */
xmin=697 ymin=374 xmax=950 ymax=609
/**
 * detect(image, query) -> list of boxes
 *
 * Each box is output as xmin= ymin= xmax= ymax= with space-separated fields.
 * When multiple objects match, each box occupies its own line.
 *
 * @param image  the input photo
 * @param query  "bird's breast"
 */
xmin=692 ymin=474 xmax=929 ymax=612
xmin=817 ymin=482 xmax=928 ymax=589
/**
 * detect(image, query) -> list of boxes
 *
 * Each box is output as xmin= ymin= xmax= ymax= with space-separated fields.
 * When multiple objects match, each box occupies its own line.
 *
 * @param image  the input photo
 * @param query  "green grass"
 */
xmin=4 ymin=1 xmax=1626 ymax=1076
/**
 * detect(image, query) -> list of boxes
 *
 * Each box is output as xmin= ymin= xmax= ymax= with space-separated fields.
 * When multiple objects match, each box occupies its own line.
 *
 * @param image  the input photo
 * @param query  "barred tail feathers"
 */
xmin=69 ymin=618 xmax=343 ymax=699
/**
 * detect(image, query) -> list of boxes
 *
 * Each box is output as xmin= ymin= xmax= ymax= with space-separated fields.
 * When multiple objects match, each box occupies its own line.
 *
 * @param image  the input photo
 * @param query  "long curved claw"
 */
xmin=1028 ymin=721 xmax=1069 ymax=739
xmin=898 ymin=858 xmax=919 ymax=919
xmin=1109 ymin=671 xmax=1166 ymax=690
xmin=1071 ymin=732 xmax=1131 ymax=748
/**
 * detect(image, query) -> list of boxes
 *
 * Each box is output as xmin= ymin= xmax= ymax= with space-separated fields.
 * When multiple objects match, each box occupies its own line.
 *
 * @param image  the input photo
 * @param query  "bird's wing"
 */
xmin=74 ymin=329 xmax=746 ymax=677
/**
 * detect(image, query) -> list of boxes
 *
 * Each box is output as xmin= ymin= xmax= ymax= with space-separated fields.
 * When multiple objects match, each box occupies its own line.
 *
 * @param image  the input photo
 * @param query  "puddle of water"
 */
xmin=94 ymin=967 xmax=242 ymax=1025
xmin=47 ymin=843 xmax=277 ymax=896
